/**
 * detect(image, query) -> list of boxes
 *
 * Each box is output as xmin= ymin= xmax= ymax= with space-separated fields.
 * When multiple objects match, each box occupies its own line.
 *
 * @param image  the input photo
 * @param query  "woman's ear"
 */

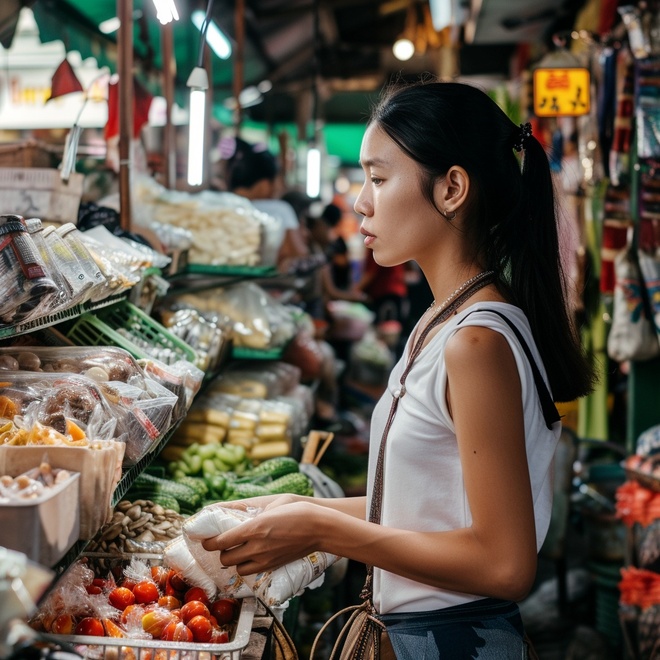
xmin=434 ymin=166 xmax=470 ymax=217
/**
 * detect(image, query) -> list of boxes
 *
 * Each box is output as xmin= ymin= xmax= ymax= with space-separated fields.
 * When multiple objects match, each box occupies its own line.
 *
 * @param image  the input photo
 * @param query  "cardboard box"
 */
xmin=0 ymin=167 xmax=83 ymax=225
xmin=0 ymin=443 xmax=125 ymax=540
xmin=0 ymin=472 xmax=80 ymax=567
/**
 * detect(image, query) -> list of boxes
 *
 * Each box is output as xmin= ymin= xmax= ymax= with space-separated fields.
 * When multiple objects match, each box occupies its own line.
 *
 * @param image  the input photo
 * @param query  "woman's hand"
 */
xmin=201 ymin=500 xmax=328 ymax=575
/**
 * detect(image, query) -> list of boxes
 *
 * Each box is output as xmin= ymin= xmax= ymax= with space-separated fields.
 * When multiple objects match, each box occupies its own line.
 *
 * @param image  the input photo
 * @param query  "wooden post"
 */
xmin=161 ymin=21 xmax=177 ymax=189
xmin=117 ymin=0 xmax=133 ymax=231
xmin=233 ymin=0 xmax=245 ymax=135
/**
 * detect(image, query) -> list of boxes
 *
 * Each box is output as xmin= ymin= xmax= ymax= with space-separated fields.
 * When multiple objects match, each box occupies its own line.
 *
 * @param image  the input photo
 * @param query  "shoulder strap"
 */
xmin=457 ymin=309 xmax=560 ymax=430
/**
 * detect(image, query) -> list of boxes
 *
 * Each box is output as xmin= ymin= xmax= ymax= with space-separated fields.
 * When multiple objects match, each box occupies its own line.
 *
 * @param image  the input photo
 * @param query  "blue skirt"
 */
xmin=378 ymin=598 xmax=528 ymax=659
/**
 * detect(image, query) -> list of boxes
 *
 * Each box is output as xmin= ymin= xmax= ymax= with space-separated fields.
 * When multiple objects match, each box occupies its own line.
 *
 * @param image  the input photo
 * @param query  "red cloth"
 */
xmin=362 ymin=251 xmax=407 ymax=300
xmin=105 ymin=77 xmax=153 ymax=141
xmin=47 ymin=59 xmax=83 ymax=101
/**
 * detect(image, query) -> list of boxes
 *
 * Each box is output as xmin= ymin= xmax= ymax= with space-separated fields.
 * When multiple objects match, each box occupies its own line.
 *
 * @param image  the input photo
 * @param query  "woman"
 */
xmin=201 ymin=80 xmax=595 ymax=657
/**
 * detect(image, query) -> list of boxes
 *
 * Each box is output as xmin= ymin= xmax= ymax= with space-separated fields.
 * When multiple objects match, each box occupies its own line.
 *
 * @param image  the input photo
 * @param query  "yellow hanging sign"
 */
xmin=533 ymin=68 xmax=591 ymax=117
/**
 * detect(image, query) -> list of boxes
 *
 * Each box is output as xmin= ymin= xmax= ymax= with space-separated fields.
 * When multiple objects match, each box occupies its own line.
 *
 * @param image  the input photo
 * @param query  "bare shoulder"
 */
xmin=444 ymin=325 xmax=519 ymax=384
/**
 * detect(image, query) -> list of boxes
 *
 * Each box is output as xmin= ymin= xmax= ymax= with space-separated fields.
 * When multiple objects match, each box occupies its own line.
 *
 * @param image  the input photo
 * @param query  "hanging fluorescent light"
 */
xmin=306 ymin=146 xmax=321 ymax=199
xmin=392 ymin=38 xmax=415 ymax=61
xmin=191 ymin=9 xmax=232 ymax=59
xmin=152 ymin=0 xmax=179 ymax=25
xmin=186 ymin=67 xmax=209 ymax=186
xmin=99 ymin=17 xmax=121 ymax=34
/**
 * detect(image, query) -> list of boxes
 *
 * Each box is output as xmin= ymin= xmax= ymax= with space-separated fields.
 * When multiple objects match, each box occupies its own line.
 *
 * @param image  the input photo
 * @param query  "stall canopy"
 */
xmin=4 ymin=0 xmax=588 ymax=126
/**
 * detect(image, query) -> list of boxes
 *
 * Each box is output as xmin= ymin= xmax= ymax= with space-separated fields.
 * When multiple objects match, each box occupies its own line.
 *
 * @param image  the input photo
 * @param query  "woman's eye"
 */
xmin=370 ymin=177 xmax=383 ymax=185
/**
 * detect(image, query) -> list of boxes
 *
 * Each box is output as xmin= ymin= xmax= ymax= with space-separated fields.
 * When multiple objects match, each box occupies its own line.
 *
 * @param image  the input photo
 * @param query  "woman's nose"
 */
xmin=354 ymin=186 xmax=372 ymax=216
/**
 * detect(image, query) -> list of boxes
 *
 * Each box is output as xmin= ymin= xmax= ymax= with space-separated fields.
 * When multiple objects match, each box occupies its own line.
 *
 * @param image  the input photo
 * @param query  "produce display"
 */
xmin=132 ymin=177 xmax=280 ymax=267
xmin=86 ymin=499 xmax=186 ymax=554
xmin=0 ymin=346 xmax=180 ymax=464
xmin=30 ymin=554 xmax=248 ymax=654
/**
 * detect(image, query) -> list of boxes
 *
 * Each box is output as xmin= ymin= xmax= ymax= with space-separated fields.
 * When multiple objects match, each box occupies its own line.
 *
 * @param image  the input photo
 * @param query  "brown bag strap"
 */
xmin=259 ymin=599 xmax=300 ymax=660
xmin=361 ymin=272 xmax=495 ymax=602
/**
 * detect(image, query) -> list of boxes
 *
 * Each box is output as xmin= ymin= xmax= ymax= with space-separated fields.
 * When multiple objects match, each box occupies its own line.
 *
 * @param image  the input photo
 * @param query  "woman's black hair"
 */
xmin=370 ymin=80 xmax=595 ymax=402
xmin=227 ymin=138 xmax=278 ymax=191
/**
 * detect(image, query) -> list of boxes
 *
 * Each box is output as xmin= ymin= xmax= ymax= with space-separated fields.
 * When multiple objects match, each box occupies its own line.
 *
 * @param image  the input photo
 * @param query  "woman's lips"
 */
xmin=360 ymin=227 xmax=375 ymax=246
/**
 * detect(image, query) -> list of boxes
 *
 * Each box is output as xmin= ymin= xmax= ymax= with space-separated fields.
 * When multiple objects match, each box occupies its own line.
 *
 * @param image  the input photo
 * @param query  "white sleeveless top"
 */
xmin=366 ymin=302 xmax=561 ymax=614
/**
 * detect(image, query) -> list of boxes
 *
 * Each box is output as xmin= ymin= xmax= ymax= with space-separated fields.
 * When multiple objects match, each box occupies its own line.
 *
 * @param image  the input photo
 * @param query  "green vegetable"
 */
xmin=249 ymin=456 xmax=299 ymax=480
xmin=265 ymin=472 xmax=314 ymax=496
xmin=174 ymin=475 xmax=209 ymax=499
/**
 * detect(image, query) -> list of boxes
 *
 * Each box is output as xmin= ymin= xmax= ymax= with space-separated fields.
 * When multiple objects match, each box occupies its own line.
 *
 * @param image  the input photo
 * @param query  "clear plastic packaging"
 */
xmin=24 ymin=218 xmax=74 ymax=312
xmin=76 ymin=231 xmax=143 ymax=300
xmin=0 ymin=214 xmax=59 ymax=326
xmin=56 ymin=223 xmax=108 ymax=299
xmin=159 ymin=308 xmax=228 ymax=372
xmin=178 ymin=505 xmax=339 ymax=606
xmin=0 ymin=346 xmax=179 ymax=465
xmin=41 ymin=225 xmax=97 ymax=304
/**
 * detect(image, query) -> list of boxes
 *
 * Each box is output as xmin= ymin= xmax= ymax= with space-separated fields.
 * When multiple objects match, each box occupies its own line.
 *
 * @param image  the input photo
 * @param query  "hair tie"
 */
xmin=513 ymin=122 xmax=532 ymax=152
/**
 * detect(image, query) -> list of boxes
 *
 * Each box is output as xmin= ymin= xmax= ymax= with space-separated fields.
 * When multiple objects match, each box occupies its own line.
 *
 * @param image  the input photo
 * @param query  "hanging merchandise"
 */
xmin=607 ymin=239 xmax=660 ymax=362
xmin=610 ymin=50 xmax=635 ymax=186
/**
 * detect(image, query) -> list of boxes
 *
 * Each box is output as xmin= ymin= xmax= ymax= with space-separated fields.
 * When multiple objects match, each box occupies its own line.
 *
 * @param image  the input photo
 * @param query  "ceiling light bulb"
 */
xmin=153 ymin=0 xmax=179 ymax=25
xmin=393 ymin=38 xmax=415 ymax=61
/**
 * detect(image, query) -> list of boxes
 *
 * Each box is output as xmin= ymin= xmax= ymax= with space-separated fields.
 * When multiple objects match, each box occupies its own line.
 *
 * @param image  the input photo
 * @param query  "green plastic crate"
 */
xmin=66 ymin=300 xmax=198 ymax=366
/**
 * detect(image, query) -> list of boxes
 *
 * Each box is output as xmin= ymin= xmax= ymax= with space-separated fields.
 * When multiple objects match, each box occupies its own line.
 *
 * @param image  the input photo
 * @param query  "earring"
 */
xmin=442 ymin=208 xmax=457 ymax=221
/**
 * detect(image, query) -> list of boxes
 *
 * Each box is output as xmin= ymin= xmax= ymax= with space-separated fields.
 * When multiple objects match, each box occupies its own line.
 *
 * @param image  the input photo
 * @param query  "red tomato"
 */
xmin=161 ymin=620 xmax=194 ymax=642
xmin=108 ymin=587 xmax=135 ymax=610
xmin=187 ymin=615 xmax=213 ymax=643
xmin=151 ymin=566 xmax=170 ymax=590
xmin=86 ymin=584 xmax=103 ymax=595
xmin=75 ymin=617 xmax=105 ymax=637
xmin=211 ymin=628 xmax=230 ymax=644
xmin=133 ymin=581 xmax=159 ymax=604
xmin=121 ymin=578 xmax=137 ymax=591
xmin=157 ymin=595 xmax=181 ymax=610
xmin=183 ymin=586 xmax=210 ymax=605
xmin=210 ymin=598 xmax=236 ymax=625
xmin=51 ymin=614 xmax=75 ymax=635
xmin=92 ymin=578 xmax=108 ymax=589
xmin=168 ymin=571 xmax=188 ymax=592
xmin=180 ymin=600 xmax=210 ymax=623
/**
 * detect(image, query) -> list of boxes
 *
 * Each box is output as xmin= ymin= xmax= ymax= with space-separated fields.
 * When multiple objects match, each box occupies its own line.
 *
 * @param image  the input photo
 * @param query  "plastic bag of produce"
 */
xmin=180 ymin=504 xmax=339 ymax=606
xmin=0 ymin=214 xmax=59 ymax=326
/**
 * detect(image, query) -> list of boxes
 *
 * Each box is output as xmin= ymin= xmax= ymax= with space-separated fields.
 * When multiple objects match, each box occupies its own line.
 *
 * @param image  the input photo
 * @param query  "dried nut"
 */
xmin=116 ymin=500 xmax=133 ymax=512
xmin=112 ymin=511 xmax=125 ymax=523
xmin=135 ymin=529 xmax=156 ymax=543
xmin=100 ymin=522 xmax=123 ymax=541
xmin=133 ymin=499 xmax=147 ymax=507
xmin=122 ymin=515 xmax=132 ymax=527
xmin=151 ymin=504 xmax=165 ymax=516
xmin=126 ymin=505 xmax=141 ymax=520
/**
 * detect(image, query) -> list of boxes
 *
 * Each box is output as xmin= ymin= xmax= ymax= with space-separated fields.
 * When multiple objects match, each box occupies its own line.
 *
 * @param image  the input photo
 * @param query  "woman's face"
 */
xmin=354 ymin=124 xmax=443 ymax=267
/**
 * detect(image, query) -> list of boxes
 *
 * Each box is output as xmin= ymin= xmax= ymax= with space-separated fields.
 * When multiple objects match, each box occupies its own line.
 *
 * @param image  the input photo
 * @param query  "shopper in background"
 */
xmin=201 ymin=80 xmax=595 ymax=657
xmin=226 ymin=139 xmax=312 ymax=274
xmin=319 ymin=202 xmax=352 ymax=291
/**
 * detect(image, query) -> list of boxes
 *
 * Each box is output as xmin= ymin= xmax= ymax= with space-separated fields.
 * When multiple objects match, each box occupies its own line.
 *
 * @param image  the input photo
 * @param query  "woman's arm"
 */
xmin=203 ymin=327 xmax=537 ymax=602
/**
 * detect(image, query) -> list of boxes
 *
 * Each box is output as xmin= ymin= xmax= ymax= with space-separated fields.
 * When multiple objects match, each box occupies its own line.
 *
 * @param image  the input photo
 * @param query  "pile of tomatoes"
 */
xmin=42 ymin=564 xmax=238 ymax=645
